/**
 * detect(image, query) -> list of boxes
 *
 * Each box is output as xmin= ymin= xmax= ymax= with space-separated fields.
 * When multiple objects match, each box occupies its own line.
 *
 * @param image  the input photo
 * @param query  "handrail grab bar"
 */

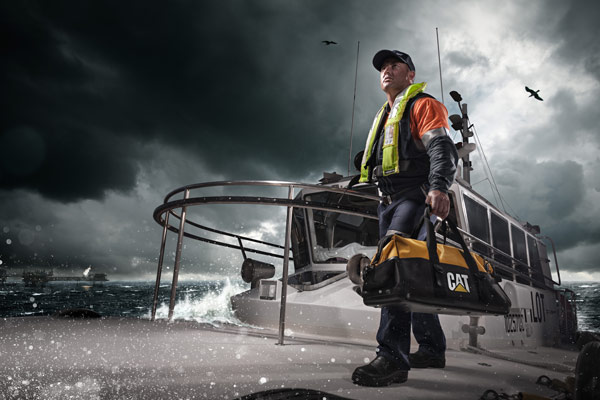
xmin=451 ymin=227 xmax=558 ymax=288
xmin=538 ymin=235 xmax=561 ymax=286
xmin=436 ymin=229 xmax=550 ymax=289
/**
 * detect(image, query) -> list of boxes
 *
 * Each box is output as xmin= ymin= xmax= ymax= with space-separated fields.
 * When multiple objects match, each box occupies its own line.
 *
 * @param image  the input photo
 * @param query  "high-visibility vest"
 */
xmin=359 ymin=82 xmax=428 ymax=183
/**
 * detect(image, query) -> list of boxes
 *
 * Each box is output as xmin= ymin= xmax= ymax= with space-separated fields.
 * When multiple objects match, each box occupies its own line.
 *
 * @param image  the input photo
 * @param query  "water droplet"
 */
xmin=259 ymin=377 xmax=267 ymax=384
xmin=6 ymin=239 xmax=11 ymax=245
xmin=18 ymin=229 xmax=34 ymax=246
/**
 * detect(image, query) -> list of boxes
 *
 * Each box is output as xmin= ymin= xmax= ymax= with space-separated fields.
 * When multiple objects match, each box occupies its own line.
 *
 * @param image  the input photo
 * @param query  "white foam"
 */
xmin=150 ymin=278 xmax=250 ymax=327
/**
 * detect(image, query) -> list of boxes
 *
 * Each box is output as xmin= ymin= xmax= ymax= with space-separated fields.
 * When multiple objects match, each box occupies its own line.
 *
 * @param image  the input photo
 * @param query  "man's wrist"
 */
xmin=428 ymin=187 xmax=447 ymax=194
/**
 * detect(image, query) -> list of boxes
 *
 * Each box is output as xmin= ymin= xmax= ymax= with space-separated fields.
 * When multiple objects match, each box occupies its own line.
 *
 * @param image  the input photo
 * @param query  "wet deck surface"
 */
xmin=0 ymin=317 xmax=578 ymax=399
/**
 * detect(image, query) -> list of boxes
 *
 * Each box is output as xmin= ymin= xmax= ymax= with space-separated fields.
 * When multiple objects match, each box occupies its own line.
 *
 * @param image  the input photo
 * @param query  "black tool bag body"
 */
xmin=361 ymin=213 xmax=511 ymax=316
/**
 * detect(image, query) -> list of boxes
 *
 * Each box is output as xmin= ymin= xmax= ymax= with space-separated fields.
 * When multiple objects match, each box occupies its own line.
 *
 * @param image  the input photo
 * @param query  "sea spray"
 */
xmin=151 ymin=278 xmax=251 ymax=326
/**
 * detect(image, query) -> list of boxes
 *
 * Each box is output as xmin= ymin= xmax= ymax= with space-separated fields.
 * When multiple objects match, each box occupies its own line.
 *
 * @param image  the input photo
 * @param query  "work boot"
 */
xmin=409 ymin=350 xmax=446 ymax=368
xmin=351 ymin=355 xmax=408 ymax=387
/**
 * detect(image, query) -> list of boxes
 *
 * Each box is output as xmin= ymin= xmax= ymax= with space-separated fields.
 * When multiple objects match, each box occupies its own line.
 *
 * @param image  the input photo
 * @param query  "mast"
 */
xmin=347 ymin=41 xmax=360 ymax=176
xmin=436 ymin=28 xmax=445 ymax=105
xmin=460 ymin=102 xmax=472 ymax=183
xmin=449 ymin=91 xmax=474 ymax=184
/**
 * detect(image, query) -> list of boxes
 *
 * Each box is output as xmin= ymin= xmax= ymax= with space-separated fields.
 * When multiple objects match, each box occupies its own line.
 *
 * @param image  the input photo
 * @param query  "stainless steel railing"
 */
xmin=455 ymin=228 xmax=561 ymax=288
xmin=150 ymin=180 xmax=380 ymax=344
xmin=150 ymin=179 xmax=563 ymax=343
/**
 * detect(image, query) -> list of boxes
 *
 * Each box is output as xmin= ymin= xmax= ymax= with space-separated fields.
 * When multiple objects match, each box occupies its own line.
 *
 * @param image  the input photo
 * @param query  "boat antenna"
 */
xmin=436 ymin=28 xmax=445 ymax=104
xmin=347 ymin=40 xmax=360 ymax=176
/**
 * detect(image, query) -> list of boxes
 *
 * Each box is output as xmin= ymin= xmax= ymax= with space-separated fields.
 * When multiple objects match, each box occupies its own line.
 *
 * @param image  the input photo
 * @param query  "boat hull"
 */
xmin=231 ymin=277 xmax=564 ymax=349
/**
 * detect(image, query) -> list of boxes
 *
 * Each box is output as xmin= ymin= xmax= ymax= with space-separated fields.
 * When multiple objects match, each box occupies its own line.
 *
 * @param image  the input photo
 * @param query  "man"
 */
xmin=351 ymin=50 xmax=458 ymax=387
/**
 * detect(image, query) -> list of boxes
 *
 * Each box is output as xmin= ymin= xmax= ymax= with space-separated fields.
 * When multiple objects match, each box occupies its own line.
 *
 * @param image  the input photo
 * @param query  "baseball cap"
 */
xmin=372 ymin=50 xmax=415 ymax=72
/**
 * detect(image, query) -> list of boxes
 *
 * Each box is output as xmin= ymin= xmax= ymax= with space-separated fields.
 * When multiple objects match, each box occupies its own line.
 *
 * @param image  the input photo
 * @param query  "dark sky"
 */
xmin=1 ymin=0 xmax=600 ymax=281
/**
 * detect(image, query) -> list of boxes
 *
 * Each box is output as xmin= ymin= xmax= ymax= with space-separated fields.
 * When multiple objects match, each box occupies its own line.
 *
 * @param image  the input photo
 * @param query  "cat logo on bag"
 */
xmin=447 ymin=272 xmax=471 ymax=293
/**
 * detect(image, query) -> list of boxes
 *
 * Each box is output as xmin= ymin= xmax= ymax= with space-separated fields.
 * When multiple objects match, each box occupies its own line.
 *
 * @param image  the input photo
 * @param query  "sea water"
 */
xmin=1 ymin=280 xmax=598 ymax=333
xmin=0 ymin=279 xmax=249 ymax=326
xmin=566 ymin=281 xmax=600 ymax=333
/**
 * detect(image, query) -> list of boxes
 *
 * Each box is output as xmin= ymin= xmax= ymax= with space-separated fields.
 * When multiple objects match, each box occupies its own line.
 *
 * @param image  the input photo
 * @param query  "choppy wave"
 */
xmin=564 ymin=282 xmax=600 ymax=333
xmin=151 ymin=278 xmax=250 ymax=326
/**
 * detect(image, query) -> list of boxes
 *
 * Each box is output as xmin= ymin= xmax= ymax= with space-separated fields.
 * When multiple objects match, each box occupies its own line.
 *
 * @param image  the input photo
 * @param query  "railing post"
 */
xmin=277 ymin=185 xmax=294 ymax=345
xmin=168 ymin=189 xmax=190 ymax=321
xmin=151 ymin=211 xmax=170 ymax=321
xmin=563 ymin=292 xmax=568 ymax=335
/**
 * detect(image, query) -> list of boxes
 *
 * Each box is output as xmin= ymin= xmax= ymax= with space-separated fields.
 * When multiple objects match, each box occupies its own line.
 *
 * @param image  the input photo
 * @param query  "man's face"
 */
xmin=379 ymin=57 xmax=415 ymax=95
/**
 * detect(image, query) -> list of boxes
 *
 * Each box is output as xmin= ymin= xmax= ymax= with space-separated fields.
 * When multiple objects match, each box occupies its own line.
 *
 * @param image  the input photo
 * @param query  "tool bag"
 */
xmin=361 ymin=210 xmax=511 ymax=315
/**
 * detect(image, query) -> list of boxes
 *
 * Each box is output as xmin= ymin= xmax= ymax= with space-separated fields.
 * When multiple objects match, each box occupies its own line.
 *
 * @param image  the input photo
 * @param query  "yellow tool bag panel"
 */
xmin=361 ymin=212 xmax=511 ymax=315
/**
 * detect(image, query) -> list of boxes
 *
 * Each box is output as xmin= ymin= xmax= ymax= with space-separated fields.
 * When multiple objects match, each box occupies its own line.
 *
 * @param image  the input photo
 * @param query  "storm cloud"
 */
xmin=1 ymin=1 xmax=372 ymax=202
xmin=1 ymin=0 xmax=600 ymax=280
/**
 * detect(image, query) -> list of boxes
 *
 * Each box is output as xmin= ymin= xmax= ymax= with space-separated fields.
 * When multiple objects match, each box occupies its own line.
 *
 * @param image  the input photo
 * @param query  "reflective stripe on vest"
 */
xmin=359 ymin=82 xmax=428 ymax=183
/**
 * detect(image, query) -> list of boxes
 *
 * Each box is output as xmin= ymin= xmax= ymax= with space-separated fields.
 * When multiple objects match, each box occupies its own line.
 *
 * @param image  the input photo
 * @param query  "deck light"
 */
xmin=450 ymin=90 xmax=462 ymax=102
xmin=241 ymin=259 xmax=275 ymax=289
xmin=449 ymin=114 xmax=463 ymax=131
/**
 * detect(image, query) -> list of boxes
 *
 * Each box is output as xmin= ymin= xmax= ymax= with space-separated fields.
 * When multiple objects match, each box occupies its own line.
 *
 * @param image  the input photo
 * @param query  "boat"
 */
xmin=145 ymin=90 xmax=597 ymax=398
xmin=1 ymin=91 xmax=598 ymax=400
xmin=19 ymin=269 xmax=109 ymax=287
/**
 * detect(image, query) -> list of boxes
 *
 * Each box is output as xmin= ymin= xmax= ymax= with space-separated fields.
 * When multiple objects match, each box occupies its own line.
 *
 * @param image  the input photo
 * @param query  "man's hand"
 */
xmin=426 ymin=190 xmax=450 ymax=220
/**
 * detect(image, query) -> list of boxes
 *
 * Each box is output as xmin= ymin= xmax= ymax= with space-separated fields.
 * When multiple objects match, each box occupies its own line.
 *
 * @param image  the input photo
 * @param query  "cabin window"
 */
xmin=490 ymin=212 xmax=513 ymax=280
xmin=305 ymin=192 xmax=379 ymax=263
xmin=463 ymin=195 xmax=490 ymax=256
xmin=511 ymin=225 xmax=530 ymax=284
xmin=291 ymin=208 xmax=310 ymax=270
xmin=527 ymin=236 xmax=545 ymax=288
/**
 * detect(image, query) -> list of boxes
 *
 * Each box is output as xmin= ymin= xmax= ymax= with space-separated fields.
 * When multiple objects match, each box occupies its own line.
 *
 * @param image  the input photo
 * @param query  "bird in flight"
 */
xmin=321 ymin=40 xmax=338 ymax=45
xmin=525 ymin=86 xmax=543 ymax=101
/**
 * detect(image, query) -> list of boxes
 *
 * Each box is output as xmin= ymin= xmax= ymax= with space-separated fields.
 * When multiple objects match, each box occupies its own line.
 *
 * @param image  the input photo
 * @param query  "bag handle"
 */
xmin=422 ymin=208 xmax=440 ymax=264
xmin=371 ymin=234 xmax=395 ymax=266
xmin=421 ymin=208 xmax=445 ymax=293
xmin=422 ymin=208 xmax=482 ymax=277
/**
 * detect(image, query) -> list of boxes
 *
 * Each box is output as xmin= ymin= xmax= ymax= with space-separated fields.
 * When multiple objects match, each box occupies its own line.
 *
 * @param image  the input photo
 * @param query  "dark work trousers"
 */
xmin=375 ymin=186 xmax=447 ymax=370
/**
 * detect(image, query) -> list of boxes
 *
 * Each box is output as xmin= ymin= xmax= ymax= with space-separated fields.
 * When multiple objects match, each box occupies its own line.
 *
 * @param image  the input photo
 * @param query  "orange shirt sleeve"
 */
xmin=409 ymin=97 xmax=449 ymax=141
